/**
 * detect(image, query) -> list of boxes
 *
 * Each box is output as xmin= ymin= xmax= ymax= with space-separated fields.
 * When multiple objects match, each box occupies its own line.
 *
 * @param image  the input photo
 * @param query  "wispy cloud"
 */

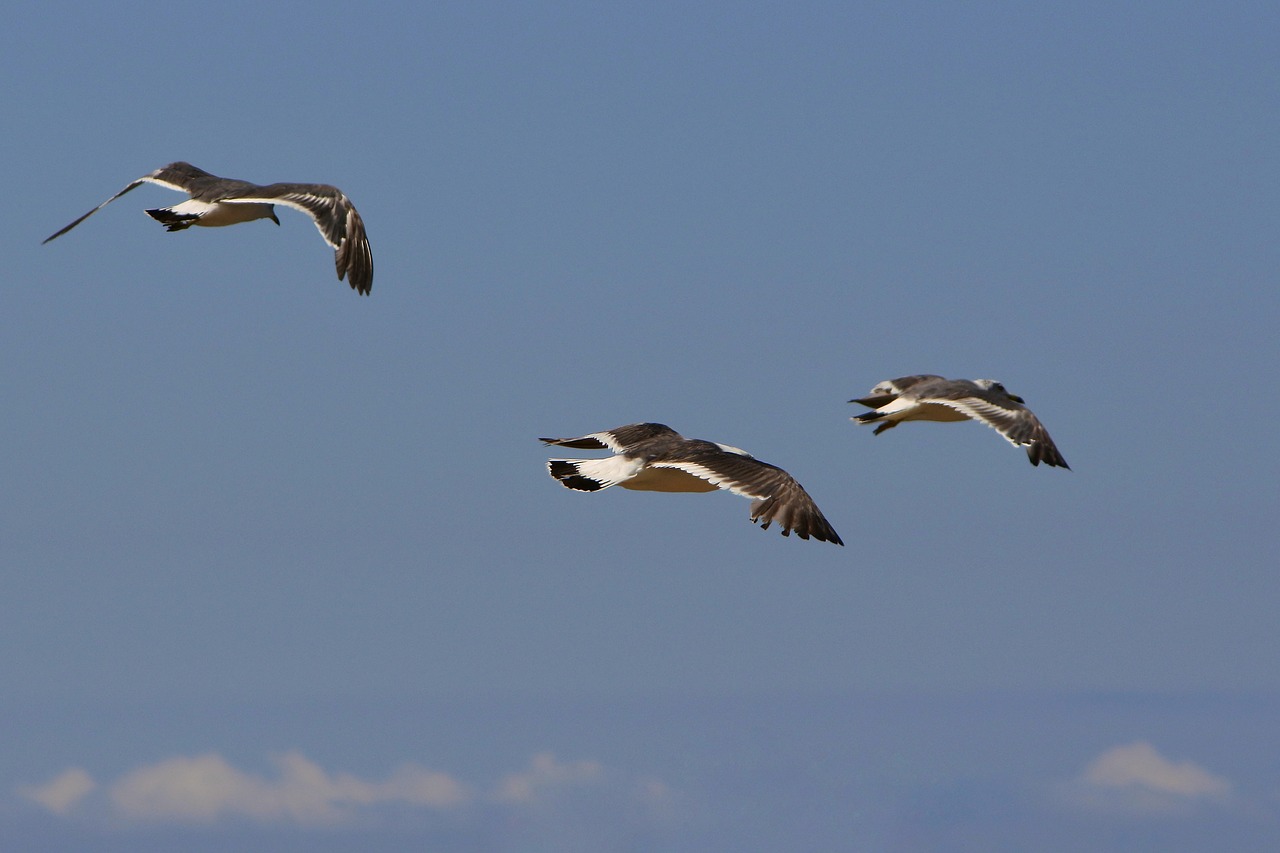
xmin=1063 ymin=741 xmax=1232 ymax=816
xmin=107 ymin=751 xmax=468 ymax=825
xmin=493 ymin=751 xmax=603 ymax=804
xmin=485 ymin=752 xmax=681 ymax=848
xmin=17 ymin=768 xmax=96 ymax=816
xmin=17 ymin=750 xmax=671 ymax=831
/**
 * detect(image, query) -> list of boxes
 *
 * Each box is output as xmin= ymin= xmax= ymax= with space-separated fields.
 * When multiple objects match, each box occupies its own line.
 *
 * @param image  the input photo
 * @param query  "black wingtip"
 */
xmin=751 ymin=501 xmax=843 ymax=545
xmin=1026 ymin=444 xmax=1070 ymax=470
xmin=813 ymin=526 xmax=844 ymax=546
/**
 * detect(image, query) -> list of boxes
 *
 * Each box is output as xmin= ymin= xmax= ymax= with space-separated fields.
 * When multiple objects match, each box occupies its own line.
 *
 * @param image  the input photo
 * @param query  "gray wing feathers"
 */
xmin=540 ymin=435 xmax=614 ymax=450
xmin=928 ymin=396 xmax=1069 ymax=468
xmin=540 ymin=424 xmax=681 ymax=452
xmin=42 ymin=179 xmax=147 ymax=243
xmin=540 ymin=425 xmax=842 ymax=543
xmin=42 ymin=163 xmax=249 ymax=243
xmin=850 ymin=374 xmax=943 ymax=408
xmin=42 ymin=163 xmax=374 ymax=294
xmin=669 ymin=449 xmax=843 ymax=544
xmin=222 ymin=184 xmax=373 ymax=294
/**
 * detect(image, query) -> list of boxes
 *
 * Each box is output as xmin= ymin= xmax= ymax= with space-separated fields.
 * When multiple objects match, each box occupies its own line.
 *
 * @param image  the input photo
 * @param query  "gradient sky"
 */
xmin=3 ymin=1 xmax=1278 ymax=850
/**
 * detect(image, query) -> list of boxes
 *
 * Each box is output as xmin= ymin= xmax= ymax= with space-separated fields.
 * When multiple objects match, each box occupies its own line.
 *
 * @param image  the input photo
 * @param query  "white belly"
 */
xmin=172 ymin=199 xmax=276 ymax=227
xmin=621 ymin=466 xmax=719 ymax=493
xmin=899 ymin=403 xmax=970 ymax=424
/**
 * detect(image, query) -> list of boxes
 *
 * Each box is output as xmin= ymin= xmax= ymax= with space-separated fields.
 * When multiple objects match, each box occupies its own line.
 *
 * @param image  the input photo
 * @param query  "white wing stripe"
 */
xmin=651 ymin=461 xmax=771 ymax=499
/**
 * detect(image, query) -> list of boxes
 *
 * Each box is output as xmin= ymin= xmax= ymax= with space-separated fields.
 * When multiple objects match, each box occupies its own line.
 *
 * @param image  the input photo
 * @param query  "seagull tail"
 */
xmin=547 ymin=458 xmax=634 ymax=492
xmin=851 ymin=411 xmax=897 ymax=435
xmin=146 ymin=207 xmax=198 ymax=232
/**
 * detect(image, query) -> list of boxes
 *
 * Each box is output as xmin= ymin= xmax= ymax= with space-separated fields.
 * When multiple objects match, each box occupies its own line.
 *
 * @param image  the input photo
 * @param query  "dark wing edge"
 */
xmin=849 ymin=375 xmax=945 ymax=408
xmin=750 ymin=481 xmax=844 ymax=545
xmin=937 ymin=397 xmax=1070 ymax=470
xmin=42 ymin=180 xmax=147 ymax=244
xmin=967 ymin=401 xmax=1070 ymax=469
xmin=41 ymin=164 xmax=217 ymax=244
xmin=333 ymin=205 xmax=372 ymax=294
xmin=539 ymin=423 xmax=679 ymax=452
xmin=678 ymin=450 xmax=844 ymax=545
xmin=1023 ymin=424 xmax=1070 ymax=469
xmin=539 ymin=435 xmax=613 ymax=450
xmin=223 ymin=185 xmax=373 ymax=295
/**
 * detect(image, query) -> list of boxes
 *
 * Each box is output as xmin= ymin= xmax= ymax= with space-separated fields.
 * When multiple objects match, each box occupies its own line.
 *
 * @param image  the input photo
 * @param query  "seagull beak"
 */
xmin=270 ymin=208 xmax=280 ymax=226
xmin=850 ymin=394 xmax=893 ymax=408
xmin=1008 ymin=393 xmax=1025 ymax=404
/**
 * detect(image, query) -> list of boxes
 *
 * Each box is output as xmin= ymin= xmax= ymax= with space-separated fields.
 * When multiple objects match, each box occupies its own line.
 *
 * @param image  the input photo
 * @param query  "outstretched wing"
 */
xmin=849 ymin=374 xmax=943 ymax=408
xmin=652 ymin=448 xmax=843 ymax=544
xmin=539 ymin=423 xmax=681 ymax=453
xmin=919 ymin=390 xmax=1069 ymax=468
xmin=41 ymin=163 xmax=216 ymax=244
xmin=221 ymin=183 xmax=373 ymax=294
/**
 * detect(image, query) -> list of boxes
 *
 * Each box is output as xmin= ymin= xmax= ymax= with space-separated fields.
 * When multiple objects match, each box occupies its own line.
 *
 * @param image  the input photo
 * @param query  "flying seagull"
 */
xmin=850 ymin=375 xmax=1069 ymax=468
xmin=540 ymin=423 xmax=843 ymax=544
xmin=42 ymin=162 xmax=373 ymax=294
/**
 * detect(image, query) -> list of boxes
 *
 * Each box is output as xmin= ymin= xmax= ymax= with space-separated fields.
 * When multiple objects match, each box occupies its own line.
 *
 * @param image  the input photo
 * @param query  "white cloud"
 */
xmin=1086 ymin=742 xmax=1231 ymax=798
xmin=18 ymin=749 xmax=674 ymax=832
xmin=629 ymin=775 xmax=681 ymax=826
xmin=23 ymin=752 xmax=468 ymax=826
xmin=492 ymin=752 xmax=604 ymax=804
xmin=483 ymin=753 xmax=681 ymax=847
xmin=18 ymin=768 xmax=97 ymax=815
xmin=1064 ymin=741 xmax=1232 ymax=816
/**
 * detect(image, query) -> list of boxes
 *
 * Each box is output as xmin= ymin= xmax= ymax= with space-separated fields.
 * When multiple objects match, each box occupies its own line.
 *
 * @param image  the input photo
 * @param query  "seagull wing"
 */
xmin=919 ymin=390 xmax=1069 ymax=468
xmin=849 ymin=374 xmax=944 ymax=408
xmin=41 ymin=163 xmax=213 ymax=244
xmin=221 ymin=183 xmax=373 ymax=294
xmin=539 ymin=423 xmax=681 ymax=452
xmin=652 ymin=447 xmax=843 ymax=544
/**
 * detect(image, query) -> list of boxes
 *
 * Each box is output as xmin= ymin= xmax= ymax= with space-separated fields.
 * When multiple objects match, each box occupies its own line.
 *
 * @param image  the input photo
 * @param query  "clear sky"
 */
xmin=3 ymin=1 xmax=1278 ymax=850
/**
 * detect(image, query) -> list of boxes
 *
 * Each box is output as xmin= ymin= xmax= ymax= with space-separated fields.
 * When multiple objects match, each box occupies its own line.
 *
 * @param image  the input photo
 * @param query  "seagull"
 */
xmin=540 ymin=423 xmax=843 ymax=544
xmin=849 ymin=375 xmax=1069 ymax=468
xmin=42 ymin=162 xmax=373 ymax=294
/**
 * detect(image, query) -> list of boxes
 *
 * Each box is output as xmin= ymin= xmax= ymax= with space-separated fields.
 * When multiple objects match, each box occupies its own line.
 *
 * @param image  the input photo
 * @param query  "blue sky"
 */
xmin=3 ymin=1 xmax=1278 ymax=849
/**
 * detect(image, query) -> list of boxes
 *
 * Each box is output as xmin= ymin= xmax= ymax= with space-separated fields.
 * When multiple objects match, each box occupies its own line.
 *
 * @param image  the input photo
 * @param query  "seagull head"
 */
xmin=975 ymin=379 xmax=1024 ymax=403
